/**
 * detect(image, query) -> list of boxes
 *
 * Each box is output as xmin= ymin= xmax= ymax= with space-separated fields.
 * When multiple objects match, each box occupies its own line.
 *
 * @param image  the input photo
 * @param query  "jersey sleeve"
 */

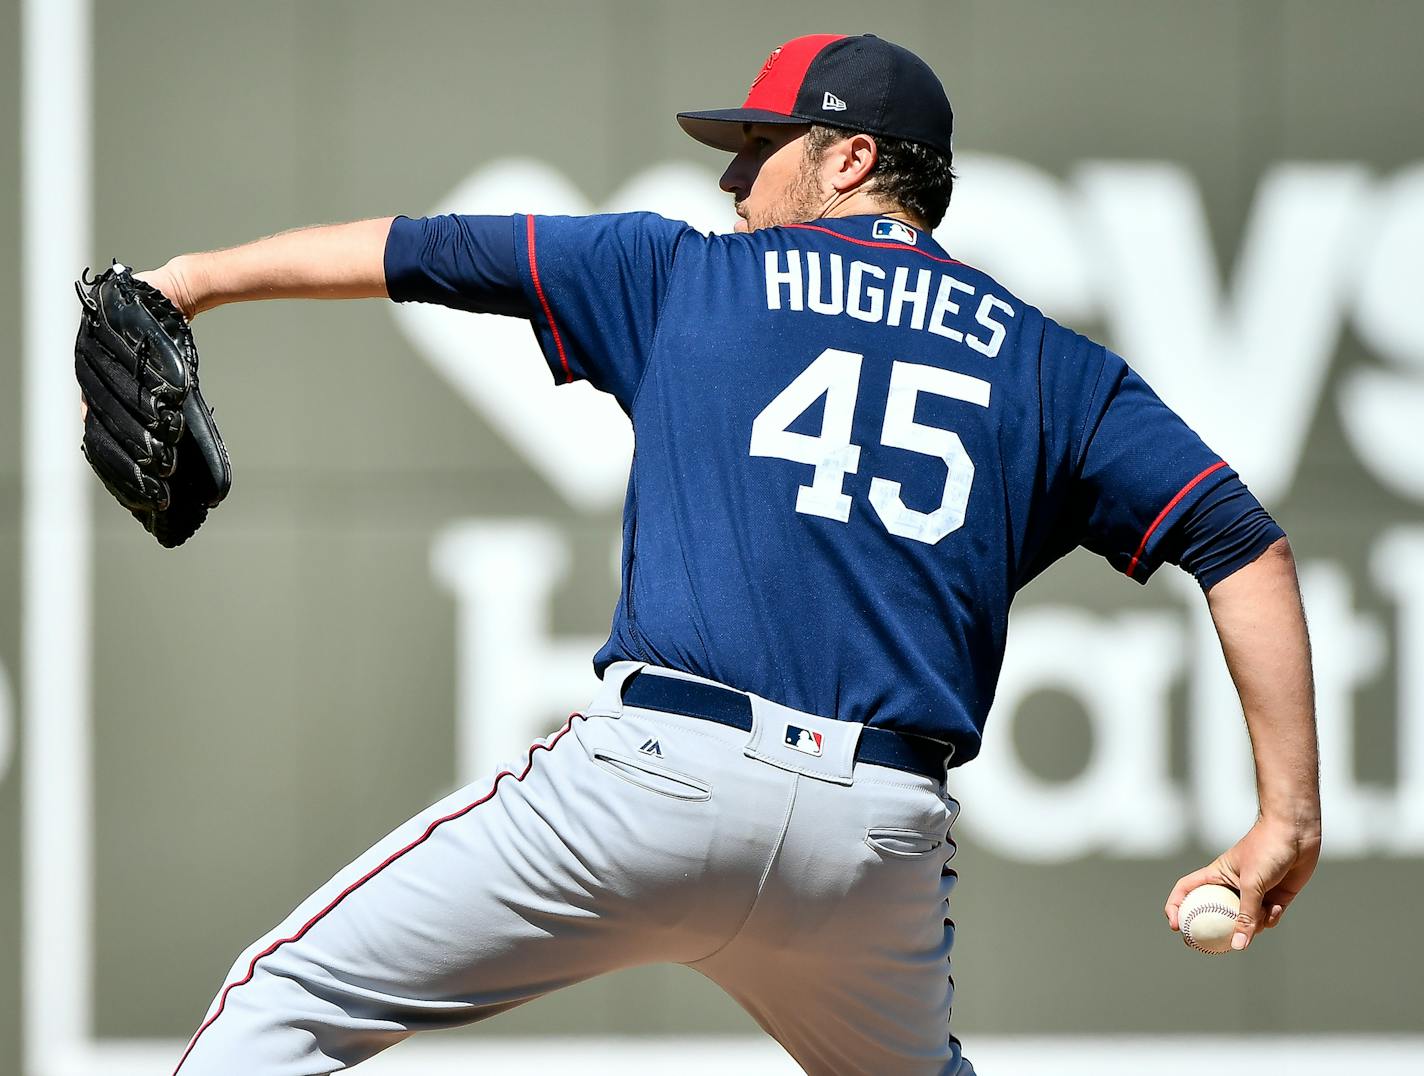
xmin=1053 ymin=328 xmax=1236 ymax=584
xmin=384 ymin=211 xmax=694 ymax=409
xmin=511 ymin=212 xmax=695 ymax=407
xmin=1159 ymin=478 xmax=1286 ymax=590
xmin=384 ymin=214 xmax=530 ymax=316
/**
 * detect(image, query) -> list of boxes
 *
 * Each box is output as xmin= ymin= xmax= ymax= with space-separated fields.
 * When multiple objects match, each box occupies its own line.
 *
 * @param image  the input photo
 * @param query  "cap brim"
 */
xmin=676 ymin=108 xmax=811 ymax=152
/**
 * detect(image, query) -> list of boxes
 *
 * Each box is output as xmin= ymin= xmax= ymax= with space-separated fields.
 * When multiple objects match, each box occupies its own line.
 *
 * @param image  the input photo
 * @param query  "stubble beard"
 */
xmin=742 ymin=156 xmax=829 ymax=232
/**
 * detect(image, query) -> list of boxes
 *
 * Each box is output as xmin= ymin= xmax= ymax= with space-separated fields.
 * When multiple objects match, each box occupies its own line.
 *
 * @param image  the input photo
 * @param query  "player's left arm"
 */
xmin=133 ymin=211 xmax=690 ymax=409
xmin=1163 ymin=536 xmax=1321 ymax=950
xmin=136 ymin=217 xmax=397 ymax=318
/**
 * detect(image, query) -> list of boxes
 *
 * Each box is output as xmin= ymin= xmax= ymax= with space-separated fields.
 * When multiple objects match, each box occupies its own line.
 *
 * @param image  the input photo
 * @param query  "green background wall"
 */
xmin=3 ymin=2 xmax=1421 ymax=1073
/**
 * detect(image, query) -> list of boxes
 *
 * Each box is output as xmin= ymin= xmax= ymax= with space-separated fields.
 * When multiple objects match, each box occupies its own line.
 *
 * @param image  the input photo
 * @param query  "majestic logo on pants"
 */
xmin=785 ymin=724 xmax=824 ymax=757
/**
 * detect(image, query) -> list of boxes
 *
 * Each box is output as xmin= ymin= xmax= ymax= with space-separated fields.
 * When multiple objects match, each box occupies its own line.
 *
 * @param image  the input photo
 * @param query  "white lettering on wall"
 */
xmin=1340 ymin=164 xmax=1424 ymax=501
xmin=431 ymin=520 xmax=604 ymax=781
xmin=952 ymin=608 xmax=1187 ymax=862
xmin=1077 ymin=162 xmax=1371 ymax=503
xmin=937 ymin=153 xmax=1096 ymax=323
xmin=1373 ymin=528 xmax=1424 ymax=853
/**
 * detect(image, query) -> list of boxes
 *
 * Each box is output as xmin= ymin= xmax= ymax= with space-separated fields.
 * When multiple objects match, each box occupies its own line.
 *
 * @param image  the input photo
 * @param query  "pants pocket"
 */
xmin=591 ymin=750 xmax=713 ymax=802
xmin=865 ymin=827 xmax=945 ymax=858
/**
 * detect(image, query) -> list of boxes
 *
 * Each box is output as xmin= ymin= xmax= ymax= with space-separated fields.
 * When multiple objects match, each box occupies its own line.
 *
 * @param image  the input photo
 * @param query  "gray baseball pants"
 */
xmin=174 ymin=662 xmax=972 ymax=1075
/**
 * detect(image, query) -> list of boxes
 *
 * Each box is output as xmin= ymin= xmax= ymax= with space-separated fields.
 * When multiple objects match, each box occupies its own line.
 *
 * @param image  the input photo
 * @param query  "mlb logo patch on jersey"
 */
xmin=872 ymin=218 xmax=918 ymax=246
xmin=785 ymin=724 xmax=824 ymax=757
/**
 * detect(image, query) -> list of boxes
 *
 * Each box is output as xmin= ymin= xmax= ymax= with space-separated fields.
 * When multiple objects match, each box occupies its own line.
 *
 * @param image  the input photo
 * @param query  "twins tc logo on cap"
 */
xmin=872 ymin=218 xmax=918 ymax=246
xmin=785 ymin=724 xmax=824 ymax=757
xmin=750 ymin=46 xmax=783 ymax=91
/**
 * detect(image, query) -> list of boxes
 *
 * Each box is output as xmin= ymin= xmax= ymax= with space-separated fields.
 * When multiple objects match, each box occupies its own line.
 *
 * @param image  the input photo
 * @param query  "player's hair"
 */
xmin=805 ymin=125 xmax=956 ymax=229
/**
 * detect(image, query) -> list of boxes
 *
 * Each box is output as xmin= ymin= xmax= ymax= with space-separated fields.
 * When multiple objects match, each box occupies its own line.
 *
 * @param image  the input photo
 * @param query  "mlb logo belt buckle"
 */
xmin=743 ymin=696 xmax=859 ymax=784
xmin=784 ymin=723 xmax=824 ymax=757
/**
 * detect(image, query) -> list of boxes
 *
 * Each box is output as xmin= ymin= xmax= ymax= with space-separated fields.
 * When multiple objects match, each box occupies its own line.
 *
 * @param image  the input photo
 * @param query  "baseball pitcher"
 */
xmin=75 ymin=33 xmax=1321 ymax=1076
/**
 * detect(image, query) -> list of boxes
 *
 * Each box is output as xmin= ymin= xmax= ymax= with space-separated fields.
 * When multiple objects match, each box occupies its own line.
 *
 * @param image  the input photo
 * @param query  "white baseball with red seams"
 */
xmin=1179 ymin=884 xmax=1241 ymax=955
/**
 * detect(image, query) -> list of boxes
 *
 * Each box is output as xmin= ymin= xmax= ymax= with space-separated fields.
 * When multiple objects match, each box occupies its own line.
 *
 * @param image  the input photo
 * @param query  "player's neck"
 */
xmin=813 ymin=190 xmax=929 ymax=232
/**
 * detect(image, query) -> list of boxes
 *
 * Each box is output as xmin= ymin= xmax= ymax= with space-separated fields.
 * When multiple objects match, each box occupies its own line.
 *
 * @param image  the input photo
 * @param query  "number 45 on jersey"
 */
xmin=751 ymin=348 xmax=991 ymax=546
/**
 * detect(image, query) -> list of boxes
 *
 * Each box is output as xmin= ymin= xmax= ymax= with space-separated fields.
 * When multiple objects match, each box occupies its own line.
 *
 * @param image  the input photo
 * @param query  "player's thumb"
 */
xmin=1231 ymin=880 xmax=1264 ymax=951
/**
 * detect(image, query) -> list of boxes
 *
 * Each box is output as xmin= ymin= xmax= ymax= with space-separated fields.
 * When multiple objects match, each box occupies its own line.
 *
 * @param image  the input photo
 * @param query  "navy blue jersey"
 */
xmin=387 ymin=212 xmax=1244 ymax=763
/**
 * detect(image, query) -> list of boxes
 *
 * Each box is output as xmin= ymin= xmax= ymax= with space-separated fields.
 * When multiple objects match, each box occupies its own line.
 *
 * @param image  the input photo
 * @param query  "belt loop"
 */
xmin=588 ymin=661 xmax=647 ymax=717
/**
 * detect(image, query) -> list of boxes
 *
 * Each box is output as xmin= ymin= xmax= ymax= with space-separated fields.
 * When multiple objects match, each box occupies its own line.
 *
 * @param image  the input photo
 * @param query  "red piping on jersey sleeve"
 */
xmin=172 ymin=714 xmax=585 ymax=1073
xmin=1125 ymin=461 xmax=1229 ymax=579
xmin=783 ymin=222 xmax=964 ymax=265
xmin=525 ymin=215 xmax=574 ymax=384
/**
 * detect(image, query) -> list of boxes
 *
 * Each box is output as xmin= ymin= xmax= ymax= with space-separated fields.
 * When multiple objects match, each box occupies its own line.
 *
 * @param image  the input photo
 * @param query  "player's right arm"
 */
xmin=1163 ymin=538 xmax=1320 ymax=950
xmin=1040 ymin=323 xmax=1320 ymax=951
xmin=137 ymin=218 xmax=397 ymax=318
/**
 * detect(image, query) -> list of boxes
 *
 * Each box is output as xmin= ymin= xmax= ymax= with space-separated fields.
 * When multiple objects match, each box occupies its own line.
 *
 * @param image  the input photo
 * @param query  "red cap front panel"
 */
xmin=741 ymin=34 xmax=845 ymax=115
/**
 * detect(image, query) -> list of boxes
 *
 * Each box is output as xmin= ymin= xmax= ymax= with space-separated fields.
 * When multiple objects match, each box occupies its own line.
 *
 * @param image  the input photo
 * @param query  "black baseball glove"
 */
xmin=74 ymin=263 xmax=232 ymax=548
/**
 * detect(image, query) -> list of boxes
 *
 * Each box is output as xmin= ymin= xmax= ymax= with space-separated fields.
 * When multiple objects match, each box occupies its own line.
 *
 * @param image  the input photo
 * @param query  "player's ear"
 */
xmin=827 ymin=133 xmax=879 ymax=193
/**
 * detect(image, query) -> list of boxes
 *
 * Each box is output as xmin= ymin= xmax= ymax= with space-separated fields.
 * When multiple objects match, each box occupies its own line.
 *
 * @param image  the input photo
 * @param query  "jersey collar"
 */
xmin=784 ymin=215 xmax=956 ymax=261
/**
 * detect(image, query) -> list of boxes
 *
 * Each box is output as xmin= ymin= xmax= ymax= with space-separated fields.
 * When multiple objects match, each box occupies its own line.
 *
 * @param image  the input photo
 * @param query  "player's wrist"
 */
xmin=164 ymin=253 xmax=209 ymax=319
xmin=1256 ymin=766 xmax=1321 ymax=829
xmin=1255 ymin=804 xmax=1322 ymax=838
xmin=137 ymin=255 xmax=205 ymax=320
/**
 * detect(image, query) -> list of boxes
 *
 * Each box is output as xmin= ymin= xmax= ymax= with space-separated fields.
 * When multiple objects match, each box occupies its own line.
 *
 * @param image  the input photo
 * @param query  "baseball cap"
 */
xmin=677 ymin=34 xmax=954 ymax=158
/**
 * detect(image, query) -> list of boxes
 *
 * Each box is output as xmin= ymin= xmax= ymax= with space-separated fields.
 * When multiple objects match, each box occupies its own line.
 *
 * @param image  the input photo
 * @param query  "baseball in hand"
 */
xmin=1178 ymin=884 xmax=1241 ymax=954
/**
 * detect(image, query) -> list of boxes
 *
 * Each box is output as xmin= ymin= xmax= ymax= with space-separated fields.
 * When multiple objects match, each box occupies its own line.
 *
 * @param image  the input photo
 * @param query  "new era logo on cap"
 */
xmin=822 ymin=91 xmax=847 ymax=111
xmin=785 ymin=724 xmax=824 ymax=757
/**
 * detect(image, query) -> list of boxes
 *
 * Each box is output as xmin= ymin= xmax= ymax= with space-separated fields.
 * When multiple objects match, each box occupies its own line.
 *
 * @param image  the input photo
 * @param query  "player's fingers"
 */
xmin=1259 ymin=878 xmax=1306 ymax=929
xmin=1232 ymin=878 xmax=1266 ymax=950
xmin=1164 ymin=865 xmax=1223 ymax=930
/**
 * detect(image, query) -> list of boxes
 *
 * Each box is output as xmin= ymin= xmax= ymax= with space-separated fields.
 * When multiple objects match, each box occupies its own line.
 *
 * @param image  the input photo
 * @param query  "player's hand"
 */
xmin=134 ymin=257 xmax=200 ymax=321
xmin=1163 ymin=814 xmax=1321 ymax=951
